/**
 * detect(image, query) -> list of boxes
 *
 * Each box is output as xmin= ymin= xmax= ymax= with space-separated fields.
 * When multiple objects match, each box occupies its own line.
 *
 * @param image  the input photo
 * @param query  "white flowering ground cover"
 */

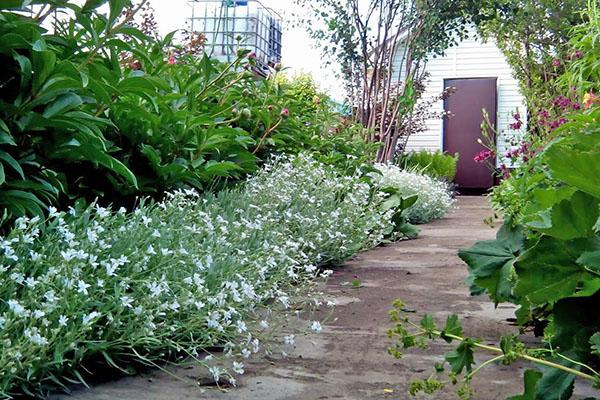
xmin=372 ymin=164 xmax=455 ymax=224
xmin=0 ymin=155 xmax=395 ymax=397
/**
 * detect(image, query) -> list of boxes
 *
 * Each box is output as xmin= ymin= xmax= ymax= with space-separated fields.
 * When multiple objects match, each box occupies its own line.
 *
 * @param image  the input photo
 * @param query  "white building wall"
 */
xmin=392 ymin=33 xmax=527 ymax=161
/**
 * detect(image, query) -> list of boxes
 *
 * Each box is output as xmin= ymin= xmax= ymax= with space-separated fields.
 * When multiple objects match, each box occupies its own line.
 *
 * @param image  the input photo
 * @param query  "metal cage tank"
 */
xmin=189 ymin=0 xmax=282 ymax=74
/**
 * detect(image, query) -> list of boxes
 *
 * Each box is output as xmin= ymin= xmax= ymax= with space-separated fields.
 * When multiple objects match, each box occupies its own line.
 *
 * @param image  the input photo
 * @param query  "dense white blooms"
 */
xmin=0 ymin=154 xmax=398 ymax=394
xmin=372 ymin=164 xmax=455 ymax=223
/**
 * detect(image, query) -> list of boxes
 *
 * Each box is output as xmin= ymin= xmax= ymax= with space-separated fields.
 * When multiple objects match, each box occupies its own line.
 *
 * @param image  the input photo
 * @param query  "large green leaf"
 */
xmin=515 ymin=236 xmax=600 ymax=305
xmin=527 ymin=191 xmax=600 ymax=240
xmin=545 ymin=132 xmax=600 ymax=198
xmin=533 ymin=366 xmax=574 ymax=400
xmin=458 ymin=223 xmax=524 ymax=303
xmin=551 ymin=292 xmax=600 ymax=361
xmin=507 ymin=369 xmax=542 ymax=400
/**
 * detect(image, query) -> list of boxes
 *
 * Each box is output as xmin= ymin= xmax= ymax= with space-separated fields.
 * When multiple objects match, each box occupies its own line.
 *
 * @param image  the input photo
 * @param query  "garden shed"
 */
xmin=394 ymin=31 xmax=527 ymax=189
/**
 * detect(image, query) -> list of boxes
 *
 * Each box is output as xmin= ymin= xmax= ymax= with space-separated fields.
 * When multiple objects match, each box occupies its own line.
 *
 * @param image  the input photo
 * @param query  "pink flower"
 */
xmin=552 ymin=59 xmax=561 ymax=67
xmin=280 ymin=108 xmax=289 ymax=118
xmin=167 ymin=51 xmax=176 ymax=65
xmin=474 ymin=149 xmax=495 ymax=163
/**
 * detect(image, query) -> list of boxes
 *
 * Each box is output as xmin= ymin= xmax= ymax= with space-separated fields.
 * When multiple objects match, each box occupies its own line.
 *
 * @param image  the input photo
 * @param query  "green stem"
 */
xmin=407 ymin=322 xmax=599 ymax=382
xmin=467 ymin=354 xmax=505 ymax=380
xmin=196 ymin=59 xmax=241 ymax=100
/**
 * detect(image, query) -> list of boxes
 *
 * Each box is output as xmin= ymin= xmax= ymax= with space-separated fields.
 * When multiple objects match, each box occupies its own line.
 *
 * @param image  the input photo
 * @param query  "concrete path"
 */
xmin=55 ymin=197 xmax=595 ymax=399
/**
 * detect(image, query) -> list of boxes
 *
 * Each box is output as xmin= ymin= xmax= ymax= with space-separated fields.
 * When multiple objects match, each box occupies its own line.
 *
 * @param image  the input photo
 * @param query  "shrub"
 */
xmin=0 ymin=155 xmax=401 ymax=397
xmin=397 ymin=150 xmax=459 ymax=181
xmin=0 ymin=1 xmax=376 ymax=225
xmin=371 ymin=164 xmax=455 ymax=224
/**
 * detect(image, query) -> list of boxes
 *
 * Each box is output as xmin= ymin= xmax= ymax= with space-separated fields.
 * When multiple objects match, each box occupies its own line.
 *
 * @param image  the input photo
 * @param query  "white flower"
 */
xmin=120 ymin=296 xmax=133 ymax=308
xmin=95 ymin=205 xmax=110 ymax=219
xmin=236 ymin=320 xmax=247 ymax=333
xmin=311 ymin=321 xmax=322 ymax=333
xmin=77 ymin=280 xmax=91 ymax=295
xmin=283 ymin=334 xmax=295 ymax=345
xmin=58 ymin=315 xmax=69 ymax=327
xmin=259 ymin=320 xmax=269 ymax=329
xmin=24 ymin=327 xmax=49 ymax=346
xmin=278 ymin=296 xmax=290 ymax=309
xmin=48 ymin=206 xmax=60 ymax=218
xmin=8 ymin=300 xmax=28 ymax=317
xmin=233 ymin=361 xmax=245 ymax=375
xmin=147 ymin=245 xmax=157 ymax=255
xmin=208 ymin=366 xmax=222 ymax=383
xmin=152 ymin=229 xmax=161 ymax=238
xmin=241 ymin=348 xmax=251 ymax=358
xmin=82 ymin=311 xmax=100 ymax=325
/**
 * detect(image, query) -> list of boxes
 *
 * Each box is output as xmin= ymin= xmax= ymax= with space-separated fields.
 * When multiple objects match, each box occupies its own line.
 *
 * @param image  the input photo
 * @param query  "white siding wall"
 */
xmin=392 ymin=33 xmax=526 ymax=162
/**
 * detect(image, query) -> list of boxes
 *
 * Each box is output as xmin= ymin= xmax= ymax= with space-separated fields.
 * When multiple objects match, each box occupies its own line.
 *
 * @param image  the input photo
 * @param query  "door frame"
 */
xmin=442 ymin=77 xmax=498 ymax=189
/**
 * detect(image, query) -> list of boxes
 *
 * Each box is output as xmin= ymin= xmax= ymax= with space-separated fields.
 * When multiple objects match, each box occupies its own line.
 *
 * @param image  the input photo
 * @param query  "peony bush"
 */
xmin=372 ymin=164 xmax=455 ymax=224
xmin=0 ymin=155 xmax=394 ymax=397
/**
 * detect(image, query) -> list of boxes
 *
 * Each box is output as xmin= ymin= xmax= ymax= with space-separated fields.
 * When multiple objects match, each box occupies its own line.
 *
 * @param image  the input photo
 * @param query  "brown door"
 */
xmin=443 ymin=77 xmax=497 ymax=189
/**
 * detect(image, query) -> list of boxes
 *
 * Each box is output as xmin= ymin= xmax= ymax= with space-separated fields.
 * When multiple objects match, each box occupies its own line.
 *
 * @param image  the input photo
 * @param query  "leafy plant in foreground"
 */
xmin=387 ymin=300 xmax=600 ymax=399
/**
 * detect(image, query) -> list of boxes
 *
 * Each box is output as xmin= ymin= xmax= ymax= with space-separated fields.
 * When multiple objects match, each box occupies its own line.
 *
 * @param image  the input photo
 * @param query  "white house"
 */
xmin=393 ymin=32 xmax=527 ymax=189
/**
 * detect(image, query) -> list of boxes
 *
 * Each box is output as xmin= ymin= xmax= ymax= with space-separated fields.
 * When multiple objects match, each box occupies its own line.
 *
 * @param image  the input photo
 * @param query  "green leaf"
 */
xmin=528 ymin=191 xmax=599 ymax=240
xmin=0 ymin=163 xmax=5 ymax=185
xmin=590 ymin=333 xmax=600 ymax=357
xmin=545 ymin=132 xmax=600 ymax=198
xmin=515 ymin=236 xmax=600 ymax=305
xmin=445 ymin=338 xmax=475 ymax=374
xmin=551 ymin=293 xmax=600 ymax=361
xmin=0 ymin=151 xmax=24 ymax=179
xmin=43 ymin=93 xmax=83 ymax=118
xmin=32 ymin=50 xmax=56 ymax=93
xmin=108 ymin=0 xmax=127 ymax=27
xmin=81 ymin=0 xmax=109 ymax=13
xmin=13 ymin=53 xmax=32 ymax=91
xmin=458 ymin=223 xmax=524 ymax=303
xmin=420 ymin=314 xmax=436 ymax=335
xmin=440 ymin=314 xmax=463 ymax=343
xmin=577 ymin=250 xmax=600 ymax=273
xmin=507 ymin=369 xmax=542 ymax=400
xmin=533 ymin=366 xmax=574 ymax=400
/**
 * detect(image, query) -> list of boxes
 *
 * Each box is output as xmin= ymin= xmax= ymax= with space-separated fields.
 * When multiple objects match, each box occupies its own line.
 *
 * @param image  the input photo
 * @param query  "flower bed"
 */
xmin=371 ymin=164 xmax=455 ymax=224
xmin=0 ymin=155 xmax=395 ymax=397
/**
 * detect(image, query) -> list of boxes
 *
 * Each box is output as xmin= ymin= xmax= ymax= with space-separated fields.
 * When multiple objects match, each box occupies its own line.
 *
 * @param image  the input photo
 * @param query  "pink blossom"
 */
xmin=167 ymin=51 xmax=176 ymax=65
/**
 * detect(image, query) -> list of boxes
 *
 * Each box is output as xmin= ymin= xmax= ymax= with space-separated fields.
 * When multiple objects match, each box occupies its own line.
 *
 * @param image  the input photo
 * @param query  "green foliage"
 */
xmin=0 ymin=155 xmax=399 ymax=397
xmin=387 ymin=302 xmax=600 ymax=400
xmin=459 ymin=117 xmax=600 ymax=398
xmin=398 ymin=150 xmax=459 ymax=181
xmin=558 ymin=0 xmax=600 ymax=96
xmin=0 ymin=2 xmax=375 ymax=226
xmin=458 ymin=224 xmax=524 ymax=304
xmin=476 ymin=0 xmax=588 ymax=124
xmin=372 ymin=164 xmax=455 ymax=224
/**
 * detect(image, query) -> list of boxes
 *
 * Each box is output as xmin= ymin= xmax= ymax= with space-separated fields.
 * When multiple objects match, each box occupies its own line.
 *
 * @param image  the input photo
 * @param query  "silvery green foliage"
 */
xmin=372 ymin=164 xmax=455 ymax=224
xmin=0 ymin=155 xmax=393 ymax=396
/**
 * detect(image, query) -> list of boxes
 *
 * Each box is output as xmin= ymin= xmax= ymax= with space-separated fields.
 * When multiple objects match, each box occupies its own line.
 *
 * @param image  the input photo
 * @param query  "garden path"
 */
xmin=53 ymin=196 xmax=594 ymax=400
